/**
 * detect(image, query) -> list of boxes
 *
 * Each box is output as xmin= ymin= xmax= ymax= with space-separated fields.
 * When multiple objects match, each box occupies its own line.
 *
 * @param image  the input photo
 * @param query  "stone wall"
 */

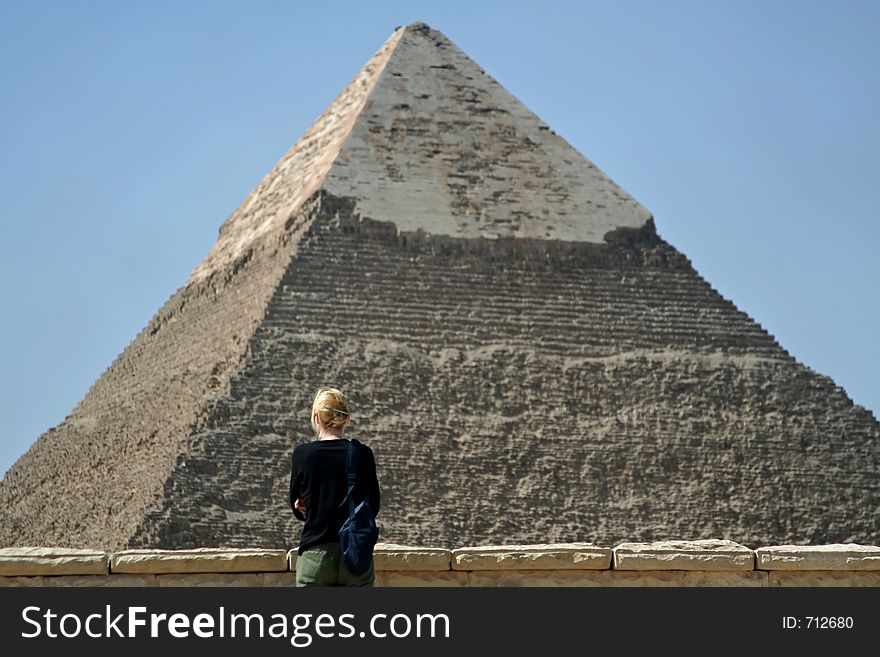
xmin=2 ymin=541 xmax=878 ymax=587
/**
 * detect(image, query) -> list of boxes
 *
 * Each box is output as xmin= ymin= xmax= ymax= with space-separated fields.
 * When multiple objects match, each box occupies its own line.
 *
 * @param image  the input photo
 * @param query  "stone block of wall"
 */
xmin=375 ymin=543 xmax=452 ymax=571
xmin=0 ymin=547 xmax=109 ymax=576
xmin=613 ymin=540 xmax=755 ymax=571
xmin=156 ymin=572 xmax=296 ymax=587
xmin=452 ymin=543 xmax=612 ymax=571
xmin=376 ymin=571 xmax=470 ymax=587
xmin=467 ymin=569 xmax=615 ymax=587
xmin=0 ymin=574 xmax=155 ymax=587
xmin=769 ymin=571 xmax=880 ymax=587
xmin=604 ymin=571 xmax=687 ymax=587
xmin=681 ymin=571 xmax=767 ymax=587
xmin=756 ymin=544 xmax=880 ymax=571
xmin=111 ymin=548 xmax=288 ymax=574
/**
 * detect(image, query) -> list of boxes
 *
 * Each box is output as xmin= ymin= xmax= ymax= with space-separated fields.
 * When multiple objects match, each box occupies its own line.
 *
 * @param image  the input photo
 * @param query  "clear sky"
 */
xmin=1 ymin=0 xmax=877 ymax=479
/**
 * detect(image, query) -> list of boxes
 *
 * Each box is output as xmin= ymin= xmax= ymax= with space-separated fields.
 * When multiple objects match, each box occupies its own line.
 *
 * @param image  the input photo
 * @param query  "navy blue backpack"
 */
xmin=338 ymin=439 xmax=379 ymax=576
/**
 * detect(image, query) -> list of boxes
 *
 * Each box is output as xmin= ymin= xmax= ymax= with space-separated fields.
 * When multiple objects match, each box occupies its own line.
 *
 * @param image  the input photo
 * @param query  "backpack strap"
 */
xmin=343 ymin=439 xmax=361 ymax=515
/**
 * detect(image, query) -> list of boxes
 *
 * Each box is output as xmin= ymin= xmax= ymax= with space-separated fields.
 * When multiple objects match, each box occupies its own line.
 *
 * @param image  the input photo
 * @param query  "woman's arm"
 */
xmin=289 ymin=449 xmax=307 ymax=521
xmin=364 ymin=446 xmax=380 ymax=517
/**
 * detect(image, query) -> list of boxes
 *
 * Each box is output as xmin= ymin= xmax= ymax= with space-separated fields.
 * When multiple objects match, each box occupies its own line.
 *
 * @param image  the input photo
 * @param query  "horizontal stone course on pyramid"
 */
xmin=1 ymin=22 xmax=877 ymax=551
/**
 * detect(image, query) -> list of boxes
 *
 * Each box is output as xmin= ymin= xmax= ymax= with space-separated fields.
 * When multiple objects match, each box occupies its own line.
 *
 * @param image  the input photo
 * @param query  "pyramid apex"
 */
xmin=195 ymin=19 xmax=653 ymax=281
xmin=403 ymin=20 xmax=432 ymax=32
xmin=320 ymin=21 xmax=652 ymax=242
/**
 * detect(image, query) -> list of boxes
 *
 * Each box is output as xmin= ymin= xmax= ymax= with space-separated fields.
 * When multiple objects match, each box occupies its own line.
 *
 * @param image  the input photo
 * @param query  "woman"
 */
xmin=289 ymin=386 xmax=381 ymax=586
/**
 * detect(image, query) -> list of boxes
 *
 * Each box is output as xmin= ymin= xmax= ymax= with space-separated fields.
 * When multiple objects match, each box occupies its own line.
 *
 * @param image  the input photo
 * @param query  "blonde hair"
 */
xmin=311 ymin=386 xmax=351 ymax=432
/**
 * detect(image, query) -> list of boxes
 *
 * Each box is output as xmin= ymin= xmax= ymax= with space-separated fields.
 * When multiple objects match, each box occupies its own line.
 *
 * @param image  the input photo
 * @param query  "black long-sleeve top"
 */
xmin=289 ymin=438 xmax=381 ymax=554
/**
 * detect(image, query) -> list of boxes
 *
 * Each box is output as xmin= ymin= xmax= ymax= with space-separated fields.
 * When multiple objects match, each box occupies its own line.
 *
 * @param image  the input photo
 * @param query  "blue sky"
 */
xmin=1 ymin=0 xmax=878 ymax=478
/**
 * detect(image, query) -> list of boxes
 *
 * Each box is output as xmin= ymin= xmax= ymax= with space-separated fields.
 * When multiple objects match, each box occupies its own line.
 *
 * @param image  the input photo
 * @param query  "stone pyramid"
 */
xmin=1 ymin=22 xmax=877 ymax=551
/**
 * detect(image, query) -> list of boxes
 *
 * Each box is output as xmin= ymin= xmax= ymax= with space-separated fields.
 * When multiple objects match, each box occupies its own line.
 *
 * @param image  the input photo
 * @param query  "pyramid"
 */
xmin=1 ymin=22 xmax=877 ymax=551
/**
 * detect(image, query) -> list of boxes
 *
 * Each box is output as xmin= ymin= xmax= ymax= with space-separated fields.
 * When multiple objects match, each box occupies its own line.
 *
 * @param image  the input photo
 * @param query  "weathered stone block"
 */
xmin=0 ymin=547 xmax=108 ymax=576
xmin=111 ymin=548 xmax=288 ymax=574
xmin=467 ymin=570 xmax=613 ymax=587
xmin=156 ymin=572 xmax=296 ymax=587
xmin=756 ymin=544 xmax=880 ymax=571
xmin=769 ymin=570 xmax=880 ymax=587
xmin=374 ymin=543 xmax=451 ymax=571
xmin=452 ymin=543 xmax=612 ymax=571
xmin=607 ymin=571 xmax=686 ymax=587
xmin=681 ymin=571 xmax=767 ymax=587
xmin=0 ymin=574 xmax=155 ymax=587
xmin=376 ymin=570 xmax=469 ymax=587
xmin=613 ymin=539 xmax=755 ymax=571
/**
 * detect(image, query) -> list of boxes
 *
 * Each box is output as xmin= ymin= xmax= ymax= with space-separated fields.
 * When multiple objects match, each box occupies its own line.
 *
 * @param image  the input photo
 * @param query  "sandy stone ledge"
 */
xmin=755 ymin=544 xmax=880 ymax=571
xmin=0 ymin=574 xmax=156 ymax=587
xmin=156 ymin=572 xmax=297 ymax=587
xmin=0 ymin=547 xmax=109 ymax=576
xmin=111 ymin=548 xmax=288 ymax=574
xmin=376 ymin=571 xmax=469 ymax=587
xmin=452 ymin=543 xmax=612 ymax=571
xmin=2 ymin=543 xmax=879 ymax=587
xmin=613 ymin=539 xmax=755 ymax=571
xmin=374 ymin=543 xmax=452 ymax=571
xmin=769 ymin=571 xmax=880 ymax=587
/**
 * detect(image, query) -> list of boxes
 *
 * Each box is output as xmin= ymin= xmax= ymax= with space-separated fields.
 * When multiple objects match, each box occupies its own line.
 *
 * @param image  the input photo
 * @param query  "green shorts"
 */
xmin=295 ymin=541 xmax=375 ymax=587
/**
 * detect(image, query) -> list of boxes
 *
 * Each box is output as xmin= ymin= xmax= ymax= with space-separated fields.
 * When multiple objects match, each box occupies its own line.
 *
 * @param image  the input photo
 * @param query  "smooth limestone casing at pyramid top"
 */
xmin=1 ymin=23 xmax=877 ymax=551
